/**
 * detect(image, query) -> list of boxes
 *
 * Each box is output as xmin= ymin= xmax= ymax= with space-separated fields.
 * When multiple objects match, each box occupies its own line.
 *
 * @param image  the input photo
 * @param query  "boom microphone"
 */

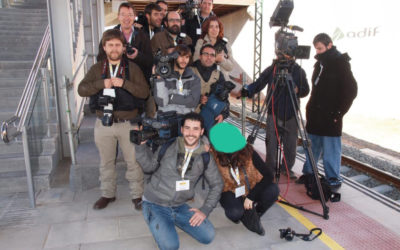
xmin=288 ymin=25 xmax=304 ymax=32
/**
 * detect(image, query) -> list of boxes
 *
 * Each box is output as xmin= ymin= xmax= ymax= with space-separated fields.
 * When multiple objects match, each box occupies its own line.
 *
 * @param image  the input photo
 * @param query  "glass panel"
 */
xmin=24 ymin=68 xmax=53 ymax=177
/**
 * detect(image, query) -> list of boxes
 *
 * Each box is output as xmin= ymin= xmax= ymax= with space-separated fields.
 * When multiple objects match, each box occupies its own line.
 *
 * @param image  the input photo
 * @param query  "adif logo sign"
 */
xmin=332 ymin=27 xmax=379 ymax=41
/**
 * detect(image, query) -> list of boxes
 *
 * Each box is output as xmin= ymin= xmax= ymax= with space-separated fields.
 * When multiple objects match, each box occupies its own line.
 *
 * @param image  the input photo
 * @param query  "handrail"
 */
xmin=62 ymin=52 xmax=88 ymax=165
xmin=1 ymin=25 xmax=50 ymax=143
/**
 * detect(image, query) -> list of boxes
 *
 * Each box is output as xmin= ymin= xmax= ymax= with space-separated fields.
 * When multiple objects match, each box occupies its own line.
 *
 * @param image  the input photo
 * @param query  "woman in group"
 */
xmin=193 ymin=16 xmax=234 ymax=79
xmin=209 ymin=123 xmax=279 ymax=236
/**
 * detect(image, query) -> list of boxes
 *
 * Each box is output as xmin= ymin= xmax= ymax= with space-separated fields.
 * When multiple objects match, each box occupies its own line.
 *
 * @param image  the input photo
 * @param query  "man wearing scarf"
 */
xmin=299 ymin=33 xmax=357 ymax=190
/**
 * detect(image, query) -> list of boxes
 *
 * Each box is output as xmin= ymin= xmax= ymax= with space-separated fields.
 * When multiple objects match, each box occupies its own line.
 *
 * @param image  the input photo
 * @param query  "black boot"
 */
xmin=240 ymin=209 xmax=265 ymax=236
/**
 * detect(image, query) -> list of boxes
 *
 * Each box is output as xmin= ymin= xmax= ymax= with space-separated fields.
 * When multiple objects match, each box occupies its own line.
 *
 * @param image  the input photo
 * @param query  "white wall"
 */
xmin=261 ymin=0 xmax=400 ymax=119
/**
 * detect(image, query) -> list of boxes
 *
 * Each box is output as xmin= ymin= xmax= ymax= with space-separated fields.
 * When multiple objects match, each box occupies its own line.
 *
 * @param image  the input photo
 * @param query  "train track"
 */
xmin=228 ymin=110 xmax=400 ymax=211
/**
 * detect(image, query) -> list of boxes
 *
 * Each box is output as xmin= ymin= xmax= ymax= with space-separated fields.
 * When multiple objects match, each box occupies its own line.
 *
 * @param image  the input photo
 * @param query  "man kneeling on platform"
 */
xmin=134 ymin=112 xmax=223 ymax=250
xmin=78 ymin=29 xmax=149 ymax=210
xmin=209 ymin=123 xmax=280 ymax=236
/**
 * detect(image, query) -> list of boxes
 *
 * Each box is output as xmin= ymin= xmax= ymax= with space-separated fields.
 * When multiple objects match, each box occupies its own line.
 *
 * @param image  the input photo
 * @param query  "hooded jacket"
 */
xmin=306 ymin=46 xmax=358 ymax=136
xmin=153 ymin=67 xmax=201 ymax=115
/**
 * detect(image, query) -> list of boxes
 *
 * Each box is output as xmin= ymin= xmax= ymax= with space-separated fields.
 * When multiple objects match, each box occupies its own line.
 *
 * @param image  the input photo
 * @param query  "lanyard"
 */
xmin=314 ymin=64 xmax=324 ymax=86
xmin=230 ymin=167 xmax=241 ymax=186
xmin=149 ymin=26 xmax=154 ymax=39
xmin=177 ymin=76 xmax=183 ymax=93
xmin=181 ymin=149 xmax=194 ymax=179
xmin=109 ymin=63 xmax=120 ymax=78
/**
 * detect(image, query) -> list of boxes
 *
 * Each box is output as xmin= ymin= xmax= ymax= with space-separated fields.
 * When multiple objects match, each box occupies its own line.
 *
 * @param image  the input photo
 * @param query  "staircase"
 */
xmin=0 ymin=0 xmax=60 ymax=194
xmin=69 ymin=106 xmax=130 ymax=191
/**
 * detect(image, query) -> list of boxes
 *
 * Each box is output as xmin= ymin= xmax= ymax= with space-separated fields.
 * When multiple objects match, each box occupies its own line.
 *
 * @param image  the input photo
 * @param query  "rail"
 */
xmin=1 ymin=25 xmax=50 ymax=143
xmin=229 ymin=109 xmax=400 ymax=211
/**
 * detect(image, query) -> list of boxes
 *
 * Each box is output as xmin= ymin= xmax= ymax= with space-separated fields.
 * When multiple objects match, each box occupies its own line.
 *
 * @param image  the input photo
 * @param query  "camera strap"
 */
xmin=119 ymin=26 xmax=137 ymax=45
xmin=102 ymin=60 xmax=125 ymax=79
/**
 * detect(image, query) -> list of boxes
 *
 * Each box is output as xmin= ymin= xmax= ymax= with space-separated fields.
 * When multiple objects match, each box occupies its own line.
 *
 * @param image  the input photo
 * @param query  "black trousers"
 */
xmin=219 ymin=183 xmax=280 ymax=222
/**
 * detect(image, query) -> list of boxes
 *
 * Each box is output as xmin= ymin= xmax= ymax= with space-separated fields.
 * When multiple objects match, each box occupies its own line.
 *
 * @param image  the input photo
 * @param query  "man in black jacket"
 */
xmin=242 ymin=56 xmax=309 ymax=180
xmin=184 ymin=0 xmax=215 ymax=50
xmin=97 ymin=2 xmax=156 ymax=117
xmin=299 ymin=33 xmax=357 ymax=189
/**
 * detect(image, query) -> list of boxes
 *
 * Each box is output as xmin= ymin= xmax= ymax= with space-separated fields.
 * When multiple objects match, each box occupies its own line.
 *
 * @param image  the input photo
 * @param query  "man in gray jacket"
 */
xmin=153 ymin=44 xmax=201 ymax=115
xmin=135 ymin=112 xmax=223 ymax=249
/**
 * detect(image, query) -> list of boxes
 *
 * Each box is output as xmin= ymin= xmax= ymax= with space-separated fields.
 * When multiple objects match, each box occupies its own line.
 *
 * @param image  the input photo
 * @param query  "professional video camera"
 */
xmin=178 ymin=0 xmax=198 ymax=20
xmin=270 ymin=0 xmax=310 ymax=60
xmin=200 ymin=81 xmax=236 ymax=132
xmin=214 ymin=37 xmax=229 ymax=54
xmin=98 ymin=88 xmax=116 ymax=126
xmin=130 ymin=111 xmax=180 ymax=145
xmin=154 ymin=49 xmax=179 ymax=78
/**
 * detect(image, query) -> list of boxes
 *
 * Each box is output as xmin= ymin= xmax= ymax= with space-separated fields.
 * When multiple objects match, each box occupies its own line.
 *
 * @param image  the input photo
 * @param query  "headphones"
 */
xmin=279 ymin=227 xmax=322 ymax=241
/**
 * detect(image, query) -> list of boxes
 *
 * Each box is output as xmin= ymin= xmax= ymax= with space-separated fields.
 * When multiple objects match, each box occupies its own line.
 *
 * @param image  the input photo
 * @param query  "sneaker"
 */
xmin=328 ymin=178 xmax=342 ymax=191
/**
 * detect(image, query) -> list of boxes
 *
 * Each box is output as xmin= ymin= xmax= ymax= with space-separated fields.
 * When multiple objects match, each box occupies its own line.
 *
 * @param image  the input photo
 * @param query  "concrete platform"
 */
xmin=1 ymin=137 xmax=400 ymax=250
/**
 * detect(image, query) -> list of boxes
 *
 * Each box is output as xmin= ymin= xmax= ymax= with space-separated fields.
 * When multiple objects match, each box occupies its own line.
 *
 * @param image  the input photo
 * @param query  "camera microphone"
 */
xmin=288 ymin=25 xmax=304 ymax=32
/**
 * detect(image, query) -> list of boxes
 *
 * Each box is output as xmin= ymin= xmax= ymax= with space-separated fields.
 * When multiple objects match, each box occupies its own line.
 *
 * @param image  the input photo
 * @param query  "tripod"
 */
xmin=247 ymin=60 xmax=329 ymax=219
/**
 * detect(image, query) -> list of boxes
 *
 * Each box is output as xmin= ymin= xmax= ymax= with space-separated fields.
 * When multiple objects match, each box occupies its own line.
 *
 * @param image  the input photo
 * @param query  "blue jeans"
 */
xmin=302 ymin=134 xmax=342 ymax=183
xmin=142 ymin=201 xmax=215 ymax=250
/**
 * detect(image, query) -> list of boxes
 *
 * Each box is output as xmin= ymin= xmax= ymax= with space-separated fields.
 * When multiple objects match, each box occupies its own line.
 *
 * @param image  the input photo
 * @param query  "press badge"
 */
xmin=196 ymin=28 xmax=201 ymax=35
xmin=176 ymin=180 xmax=190 ymax=191
xmin=235 ymin=185 xmax=245 ymax=198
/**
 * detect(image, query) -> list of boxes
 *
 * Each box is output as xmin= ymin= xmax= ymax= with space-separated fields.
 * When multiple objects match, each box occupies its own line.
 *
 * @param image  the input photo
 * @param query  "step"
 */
xmin=0 ymin=136 xmax=58 ymax=155
xmin=77 ymin=115 xmax=96 ymax=144
xmin=0 ymin=171 xmax=51 ymax=194
xmin=0 ymin=69 xmax=31 ymax=78
xmin=0 ymin=151 xmax=57 ymax=174
xmin=0 ymin=87 xmax=25 ymax=98
xmin=0 ymin=61 xmax=33 ymax=70
xmin=0 ymin=53 xmax=38 ymax=61
xmin=0 ymin=96 xmax=20 ymax=109
xmin=0 ymin=30 xmax=46 ymax=36
xmin=0 ymin=9 xmax=47 ymax=14
xmin=0 ymin=78 xmax=28 ymax=88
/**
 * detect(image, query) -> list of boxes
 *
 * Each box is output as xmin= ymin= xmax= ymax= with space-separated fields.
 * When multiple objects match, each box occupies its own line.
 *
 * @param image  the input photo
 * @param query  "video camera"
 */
xmin=98 ymin=88 xmax=116 ymax=126
xmin=200 ymin=81 xmax=236 ymax=132
xmin=270 ymin=0 xmax=310 ymax=60
xmin=178 ymin=0 xmax=198 ymax=20
xmin=130 ymin=111 xmax=180 ymax=145
xmin=214 ymin=37 xmax=229 ymax=55
xmin=154 ymin=49 xmax=179 ymax=78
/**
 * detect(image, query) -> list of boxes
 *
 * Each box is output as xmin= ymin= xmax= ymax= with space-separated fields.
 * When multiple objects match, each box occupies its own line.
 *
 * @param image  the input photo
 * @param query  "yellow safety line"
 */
xmin=277 ymin=200 xmax=344 ymax=250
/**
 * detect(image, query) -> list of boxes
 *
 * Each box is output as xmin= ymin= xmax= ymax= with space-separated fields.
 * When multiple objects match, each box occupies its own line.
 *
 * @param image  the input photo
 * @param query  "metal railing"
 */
xmin=1 ymin=25 xmax=51 ymax=143
xmin=62 ymin=52 xmax=88 ymax=165
xmin=0 ymin=25 xmax=52 ymax=208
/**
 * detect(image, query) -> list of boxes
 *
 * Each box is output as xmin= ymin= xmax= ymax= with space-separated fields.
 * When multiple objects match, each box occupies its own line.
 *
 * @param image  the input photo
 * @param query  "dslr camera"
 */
xmin=176 ymin=33 xmax=188 ymax=45
xmin=130 ymin=111 xmax=180 ymax=145
xmin=200 ymin=81 xmax=236 ymax=132
xmin=98 ymin=88 xmax=116 ymax=126
xmin=154 ymin=49 xmax=179 ymax=78
xmin=214 ymin=37 xmax=229 ymax=55
xmin=126 ymin=44 xmax=137 ymax=55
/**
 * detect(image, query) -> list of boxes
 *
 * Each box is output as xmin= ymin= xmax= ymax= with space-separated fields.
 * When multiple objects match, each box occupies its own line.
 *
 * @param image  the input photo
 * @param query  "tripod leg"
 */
xmin=285 ymin=77 xmax=330 ymax=220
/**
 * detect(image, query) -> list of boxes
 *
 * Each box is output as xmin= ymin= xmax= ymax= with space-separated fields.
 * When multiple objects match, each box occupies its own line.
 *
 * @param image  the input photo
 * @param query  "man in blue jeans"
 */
xmin=299 ymin=33 xmax=357 ymax=190
xmin=135 ymin=112 xmax=223 ymax=249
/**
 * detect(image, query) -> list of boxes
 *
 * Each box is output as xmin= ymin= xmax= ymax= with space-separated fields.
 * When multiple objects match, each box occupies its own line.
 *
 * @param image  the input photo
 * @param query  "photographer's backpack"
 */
xmin=303 ymin=174 xmax=341 ymax=202
xmin=156 ymin=138 xmax=210 ymax=189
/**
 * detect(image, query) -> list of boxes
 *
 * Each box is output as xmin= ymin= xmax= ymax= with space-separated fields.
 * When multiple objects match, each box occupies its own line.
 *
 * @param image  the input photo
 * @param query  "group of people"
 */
xmin=78 ymin=0 xmax=357 ymax=249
